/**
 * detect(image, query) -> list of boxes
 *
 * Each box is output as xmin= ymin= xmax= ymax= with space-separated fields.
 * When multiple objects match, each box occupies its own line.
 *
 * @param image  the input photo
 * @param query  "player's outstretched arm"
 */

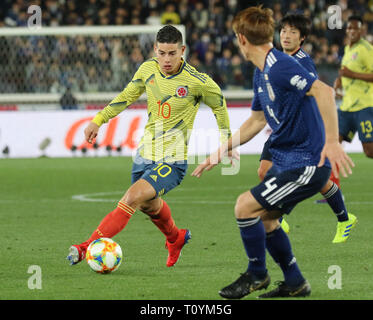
xmin=83 ymin=64 xmax=146 ymax=145
xmin=191 ymin=110 xmax=266 ymax=178
xmin=307 ymin=79 xmax=355 ymax=178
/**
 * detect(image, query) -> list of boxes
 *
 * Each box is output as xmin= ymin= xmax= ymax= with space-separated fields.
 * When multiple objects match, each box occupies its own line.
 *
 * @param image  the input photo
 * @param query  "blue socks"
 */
xmin=266 ymin=226 xmax=305 ymax=287
xmin=237 ymin=216 xmax=305 ymax=287
xmin=323 ymin=183 xmax=348 ymax=222
xmin=237 ymin=217 xmax=267 ymax=278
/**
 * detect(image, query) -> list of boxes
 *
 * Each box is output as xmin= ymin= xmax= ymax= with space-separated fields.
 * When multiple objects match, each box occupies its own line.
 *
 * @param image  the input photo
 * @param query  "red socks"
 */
xmin=80 ymin=200 xmax=178 ymax=249
xmin=330 ymin=168 xmax=340 ymax=188
xmin=81 ymin=201 xmax=135 ymax=249
xmin=150 ymin=200 xmax=179 ymax=243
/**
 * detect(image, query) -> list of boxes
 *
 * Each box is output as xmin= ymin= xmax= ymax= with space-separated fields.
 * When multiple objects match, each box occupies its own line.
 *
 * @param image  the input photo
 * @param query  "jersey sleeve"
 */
xmin=269 ymin=58 xmax=316 ymax=98
xmin=200 ymin=76 xmax=231 ymax=143
xmin=92 ymin=64 xmax=146 ymax=126
xmin=251 ymin=68 xmax=263 ymax=111
xmin=302 ymin=57 xmax=318 ymax=78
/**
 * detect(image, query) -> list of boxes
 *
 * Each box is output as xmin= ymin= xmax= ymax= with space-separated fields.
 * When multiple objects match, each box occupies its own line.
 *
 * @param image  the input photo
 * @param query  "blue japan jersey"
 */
xmin=252 ymin=48 xmax=330 ymax=172
xmin=292 ymin=48 xmax=318 ymax=77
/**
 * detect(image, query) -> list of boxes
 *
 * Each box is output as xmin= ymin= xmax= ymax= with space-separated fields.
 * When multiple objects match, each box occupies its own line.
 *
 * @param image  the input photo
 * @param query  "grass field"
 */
xmin=0 ymin=153 xmax=372 ymax=301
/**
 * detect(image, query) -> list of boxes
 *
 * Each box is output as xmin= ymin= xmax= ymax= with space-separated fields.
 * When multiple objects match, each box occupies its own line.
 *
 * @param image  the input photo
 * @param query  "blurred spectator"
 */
xmin=230 ymin=54 xmax=245 ymax=87
xmin=85 ymin=0 xmax=100 ymax=22
xmin=129 ymin=47 xmax=144 ymax=75
xmin=160 ymin=2 xmax=180 ymax=25
xmin=193 ymin=32 xmax=210 ymax=62
xmin=60 ymin=87 xmax=78 ymax=110
xmin=190 ymin=2 xmax=209 ymax=30
xmin=178 ymin=1 xmax=190 ymax=25
xmin=146 ymin=9 xmax=161 ymax=25
xmin=216 ymin=48 xmax=233 ymax=89
xmin=143 ymin=0 xmax=161 ymax=11
xmin=210 ymin=3 xmax=225 ymax=33
xmin=200 ymin=51 xmax=216 ymax=73
xmin=189 ymin=52 xmax=201 ymax=70
xmin=84 ymin=66 xmax=99 ymax=92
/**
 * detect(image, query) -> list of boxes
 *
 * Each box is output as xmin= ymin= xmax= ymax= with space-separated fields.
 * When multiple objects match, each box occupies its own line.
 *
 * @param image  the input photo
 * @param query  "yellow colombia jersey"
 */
xmin=341 ymin=38 xmax=373 ymax=112
xmin=92 ymin=58 xmax=231 ymax=162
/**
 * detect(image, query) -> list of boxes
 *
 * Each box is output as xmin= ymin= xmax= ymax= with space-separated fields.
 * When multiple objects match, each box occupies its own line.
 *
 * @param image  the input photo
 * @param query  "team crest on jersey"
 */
xmin=351 ymin=52 xmax=358 ymax=60
xmin=176 ymin=86 xmax=188 ymax=98
xmin=266 ymin=83 xmax=275 ymax=101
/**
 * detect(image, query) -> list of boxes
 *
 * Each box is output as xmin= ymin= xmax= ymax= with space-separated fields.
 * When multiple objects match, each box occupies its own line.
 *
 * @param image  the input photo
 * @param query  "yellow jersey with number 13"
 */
xmin=340 ymin=38 xmax=373 ymax=112
xmin=92 ymin=58 xmax=231 ymax=162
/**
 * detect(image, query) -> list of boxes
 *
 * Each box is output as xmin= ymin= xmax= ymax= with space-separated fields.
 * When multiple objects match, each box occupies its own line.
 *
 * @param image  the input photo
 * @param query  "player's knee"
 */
xmin=262 ymin=218 xmax=280 ymax=233
xmin=138 ymin=203 xmax=153 ymax=214
xmin=121 ymin=179 xmax=158 ymax=209
xmin=234 ymin=193 xmax=255 ymax=219
xmin=320 ymin=179 xmax=333 ymax=194
xmin=138 ymin=199 xmax=162 ymax=216
xmin=234 ymin=194 xmax=246 ymax=218
xmin=121 ymin=190 xmax=142 ymax=209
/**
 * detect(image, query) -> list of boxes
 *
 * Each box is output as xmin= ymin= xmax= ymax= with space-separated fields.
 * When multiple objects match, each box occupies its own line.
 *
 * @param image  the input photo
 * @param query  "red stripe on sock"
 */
xmin=118 ymin=201 xmax=135 ymax=215
xmin=85 ymin=202 xmax=134 ymax=245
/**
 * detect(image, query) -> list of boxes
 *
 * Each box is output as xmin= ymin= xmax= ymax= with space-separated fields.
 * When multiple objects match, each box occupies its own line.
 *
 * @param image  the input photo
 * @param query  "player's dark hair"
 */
xmin=156 ymin=25 xmax=183 ymax=45
xmin=348 ymin=15 xmax=363 ymax=25
xmin=280 ymin=14 xmax=312 ymax=46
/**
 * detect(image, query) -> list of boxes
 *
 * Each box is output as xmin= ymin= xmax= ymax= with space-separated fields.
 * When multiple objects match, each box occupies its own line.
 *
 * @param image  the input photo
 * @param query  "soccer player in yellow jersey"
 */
xmin=334 ymin=16 xmax=373 ymax=162
xmin=67 ymin=25 xmax=232 ymax=267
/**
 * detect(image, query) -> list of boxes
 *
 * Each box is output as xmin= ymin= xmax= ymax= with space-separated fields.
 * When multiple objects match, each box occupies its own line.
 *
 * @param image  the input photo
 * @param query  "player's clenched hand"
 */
xmin=333 ymin=77 xmax=343 ymax=99
xmin=84 ymin=122 xmax=99 ymax=144
xmin=191 ymin=149 xmax=222 ymax=178
xmin=318 ymin=141 xmax=354 ymax=178
xmin=339 ymin=66 xmax=355 ymax=79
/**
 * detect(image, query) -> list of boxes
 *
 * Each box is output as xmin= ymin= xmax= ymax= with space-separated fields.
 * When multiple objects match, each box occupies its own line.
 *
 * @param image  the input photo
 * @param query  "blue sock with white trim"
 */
xmin=237 ymin=217 xmax=267 ymax=278
xmin=322 ymin=183 xmax=348 ymax=222
xmin=266 ymin=226 xmax=305 ymax=287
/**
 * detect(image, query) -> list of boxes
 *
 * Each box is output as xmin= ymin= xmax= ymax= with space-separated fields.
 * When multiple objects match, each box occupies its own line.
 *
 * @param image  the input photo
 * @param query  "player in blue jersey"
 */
xmin=192 ymin=6 xmax=354 ymax=298
xmin=258 ymin=14 xmax=357 ymax=243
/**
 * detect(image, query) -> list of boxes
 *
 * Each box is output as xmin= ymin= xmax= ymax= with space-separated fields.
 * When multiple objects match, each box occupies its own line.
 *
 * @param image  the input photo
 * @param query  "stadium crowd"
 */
xmin=0 ymin=0 xmax=372 ymax=94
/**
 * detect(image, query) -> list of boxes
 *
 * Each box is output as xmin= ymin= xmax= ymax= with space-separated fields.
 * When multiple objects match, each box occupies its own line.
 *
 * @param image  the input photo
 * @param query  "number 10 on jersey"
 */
xmin=157 ymin=100 xmax=171 ymax=119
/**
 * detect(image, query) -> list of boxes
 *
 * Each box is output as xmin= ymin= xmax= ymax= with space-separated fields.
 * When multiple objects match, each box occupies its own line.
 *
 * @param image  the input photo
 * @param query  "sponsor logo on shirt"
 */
xmin=290 ymin=75 xmax=308 ymax=90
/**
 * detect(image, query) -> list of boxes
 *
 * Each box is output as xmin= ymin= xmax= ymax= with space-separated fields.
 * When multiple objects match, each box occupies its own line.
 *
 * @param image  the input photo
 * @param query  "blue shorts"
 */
xmin=251 ymin=165 xmax=331 ymax=214
xmin=259 ymin=138 xmax=273 ymax=162
xmin=131 ymin=154 xmax=188 ymax=198
xmin=338 ymin=107 xmax=373 ymax=143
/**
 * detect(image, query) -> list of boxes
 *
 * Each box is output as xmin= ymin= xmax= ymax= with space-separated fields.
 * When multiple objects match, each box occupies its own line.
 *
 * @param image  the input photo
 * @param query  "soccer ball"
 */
xmin=86 ymin=238 xmax=123 ymax=273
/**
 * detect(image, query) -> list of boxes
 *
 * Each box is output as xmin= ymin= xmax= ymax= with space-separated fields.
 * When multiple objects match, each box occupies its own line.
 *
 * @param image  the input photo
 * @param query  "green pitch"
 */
xmin=0 ymin=154 xmax=372 ymax=300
